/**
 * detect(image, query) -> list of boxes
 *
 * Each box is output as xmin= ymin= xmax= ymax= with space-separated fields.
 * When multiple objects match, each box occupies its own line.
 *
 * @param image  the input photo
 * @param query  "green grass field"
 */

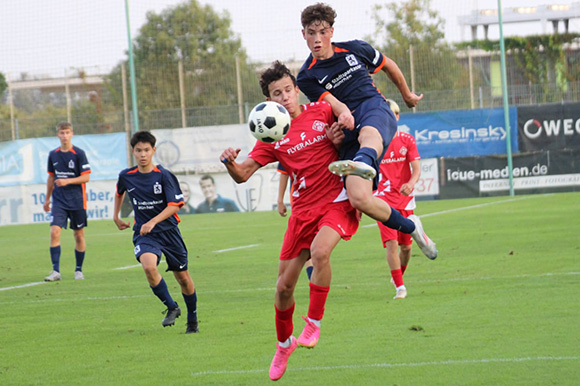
xmin=1 ymin=192 xmax=579 ymax=385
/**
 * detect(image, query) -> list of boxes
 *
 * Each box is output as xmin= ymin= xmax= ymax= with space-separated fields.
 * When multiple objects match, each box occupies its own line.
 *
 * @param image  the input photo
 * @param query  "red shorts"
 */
xmin=279 ymin=200 xmax=359 ymax=260
xmin=377 ymin=209 xmax=413 ymax=248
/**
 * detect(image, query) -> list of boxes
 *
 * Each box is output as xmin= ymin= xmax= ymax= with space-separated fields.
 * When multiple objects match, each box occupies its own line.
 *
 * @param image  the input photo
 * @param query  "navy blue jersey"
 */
xmin=47 ymin=146 xmax=91 ymax=210
xmin=116 ymin=165 xmax=184 ymax=233
xmin=297 ymin=40 xmax=387 ymax=110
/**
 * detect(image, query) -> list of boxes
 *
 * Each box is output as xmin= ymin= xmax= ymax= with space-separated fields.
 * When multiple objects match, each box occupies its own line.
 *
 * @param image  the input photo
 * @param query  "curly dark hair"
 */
xmin=259 ymin=61 xmax=296 ymax=98
xmin=301 ymin=3 xmax=336 ymax=28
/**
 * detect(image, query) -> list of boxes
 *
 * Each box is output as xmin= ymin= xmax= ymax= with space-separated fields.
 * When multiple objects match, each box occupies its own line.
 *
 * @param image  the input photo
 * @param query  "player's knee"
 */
xmin=276 ymin=279 xmax=295 ymax=299
xmin=347 ymin=190 xmax=373 ymax=212
xmin=310 ymin=248 xmax=331 ymax=267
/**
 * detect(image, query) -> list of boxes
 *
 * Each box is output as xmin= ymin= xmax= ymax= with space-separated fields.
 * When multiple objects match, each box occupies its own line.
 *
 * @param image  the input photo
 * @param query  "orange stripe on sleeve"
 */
xmin=318 ymin=91 xmax=331 ymax=102
xmin=371 ymin=54 xmax=387 ymax=74
xmin=82 ymin=183 xmax=87 ymax=210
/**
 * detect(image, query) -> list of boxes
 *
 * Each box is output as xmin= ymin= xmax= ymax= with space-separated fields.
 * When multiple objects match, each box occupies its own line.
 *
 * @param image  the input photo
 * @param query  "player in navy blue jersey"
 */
xmin=113 ymin=131 xmax=199 ymax=334
xmin=297 ymin=3 xmax=437 ymax=260
xmin=43 ymin=122 xmax=91 ymax=282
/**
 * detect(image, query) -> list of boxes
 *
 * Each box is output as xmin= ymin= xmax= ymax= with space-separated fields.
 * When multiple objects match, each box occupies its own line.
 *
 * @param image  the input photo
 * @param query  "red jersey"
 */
xmin=249 ymin=101 xmax=348 ymax=213
xmin=375 ymin=131 xmax=420 ymax=210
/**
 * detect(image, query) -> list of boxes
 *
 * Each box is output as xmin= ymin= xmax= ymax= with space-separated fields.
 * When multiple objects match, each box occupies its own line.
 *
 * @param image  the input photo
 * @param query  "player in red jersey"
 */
xmin=375 ymin=100 xmax=423 ymax=300
xmin=220 ymin=61 xmax=359 ymax=381
xmin=276 ymin=164 xmax=314 ymax=281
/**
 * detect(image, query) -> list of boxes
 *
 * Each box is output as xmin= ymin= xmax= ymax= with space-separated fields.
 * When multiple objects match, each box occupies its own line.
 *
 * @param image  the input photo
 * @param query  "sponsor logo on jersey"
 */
xmin=312 ymin=120 xmax=325 ymax=132
xmin=286 ymin=134 xmax=327 ymax=155
xmin=275 ymin=136 xmax=291 ymax=149
xmin=318 ymin=75 xmax=328 ymax=84
xmin=346 ymin=54 xmax=358 ymax=66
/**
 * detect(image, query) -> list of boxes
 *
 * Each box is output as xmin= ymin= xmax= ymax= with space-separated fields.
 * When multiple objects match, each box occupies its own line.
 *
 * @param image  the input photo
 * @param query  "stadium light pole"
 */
xmin=497 ymin=0 xmax=515 ymax=196
xmin=125 ymin=0 xmax=139 ymax=133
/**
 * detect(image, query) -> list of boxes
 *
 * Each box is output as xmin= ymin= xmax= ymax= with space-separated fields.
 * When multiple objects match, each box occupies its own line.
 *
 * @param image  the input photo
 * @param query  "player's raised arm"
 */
xmin=220 ymin=147 xmax=261 ymax=183
xmin=381 ymin=57 xmax=423 ymax=108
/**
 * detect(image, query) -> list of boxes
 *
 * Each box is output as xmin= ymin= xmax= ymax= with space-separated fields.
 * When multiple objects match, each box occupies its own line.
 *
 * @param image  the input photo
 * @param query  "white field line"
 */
xmin=0 ymin=281 xmax=46 ymax=291
xmin=113 ymin=260 xmax=165 ymax=270
xmin=1 ymin=271 xmax=577 ymax=303
xmin=0 ymin=194 xmax=558 ymax=292
xmin=362 ymin=195 xmax=538 ymax=228
xmin=191 ymin=356 xmax=580 ymax=377
xmin=213 ymin=244 xmax=260 ymax=253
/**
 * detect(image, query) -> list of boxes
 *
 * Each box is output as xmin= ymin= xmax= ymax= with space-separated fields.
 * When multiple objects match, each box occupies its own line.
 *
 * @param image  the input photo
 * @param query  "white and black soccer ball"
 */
xmin=248 ymin=101 xmax=291 ymax=143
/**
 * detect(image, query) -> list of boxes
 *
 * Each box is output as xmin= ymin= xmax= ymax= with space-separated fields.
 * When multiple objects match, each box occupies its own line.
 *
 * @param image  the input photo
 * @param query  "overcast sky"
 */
xmin=1 ymin=0 xmax=579 ymax=79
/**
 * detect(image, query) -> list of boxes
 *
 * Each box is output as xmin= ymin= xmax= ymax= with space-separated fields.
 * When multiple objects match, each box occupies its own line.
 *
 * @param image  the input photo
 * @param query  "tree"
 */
xmin=106 ymin=0 xmax=262 ymax=129
xmin=0 ymin=72 xmax=7 ymax=97
xmin=368 ymin=0 xmax=469 ymax=110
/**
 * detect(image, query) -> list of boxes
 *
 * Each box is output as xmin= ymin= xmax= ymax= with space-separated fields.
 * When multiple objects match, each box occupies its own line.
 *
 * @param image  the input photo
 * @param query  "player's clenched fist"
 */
xmin=220 ymin=147 xmax=241 ymax=164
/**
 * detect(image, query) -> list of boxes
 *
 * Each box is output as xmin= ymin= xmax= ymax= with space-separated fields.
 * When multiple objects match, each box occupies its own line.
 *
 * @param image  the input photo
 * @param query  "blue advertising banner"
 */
xmin=0 ymin=132 xmax=127 ymax=187
xmin=398 ymin=107 xmax=518 ymax=158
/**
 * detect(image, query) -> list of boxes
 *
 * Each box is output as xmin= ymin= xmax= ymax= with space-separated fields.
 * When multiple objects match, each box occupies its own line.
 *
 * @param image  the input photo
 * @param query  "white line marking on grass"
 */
xmin=113 ymin=260 xmax=165 ymax=270
xmin=213 ymin=244 xmax=259 ymax=253
xmin=0 ymin=282 xmax=46 ymax=291
xmin=362 ymin=195 xmax=538 ymax=228
xmin=191 ymin=355 xmax=580 ymax=376
xmin=114 ymin=264 xmax=142 ymax=270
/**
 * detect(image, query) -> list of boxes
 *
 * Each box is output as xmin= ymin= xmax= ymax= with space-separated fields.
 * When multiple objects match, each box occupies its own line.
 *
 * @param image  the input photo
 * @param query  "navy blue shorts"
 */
xmin=132 ymin=227 xmax=188 ymax=272
xmin=50 ymin=206 xmax=87 ymax=230
xmin=339 ymin=97 xmax=397 ymax=188
xmin=340 ymin=97 xmax=398 ymax=161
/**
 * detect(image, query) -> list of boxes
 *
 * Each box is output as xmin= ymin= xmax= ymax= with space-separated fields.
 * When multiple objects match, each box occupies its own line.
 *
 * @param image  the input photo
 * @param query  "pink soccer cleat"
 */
xmin=269 ymin=336 xmax=298 ymax=381
xmin=297 ymin=316 xmax=320 ymax=348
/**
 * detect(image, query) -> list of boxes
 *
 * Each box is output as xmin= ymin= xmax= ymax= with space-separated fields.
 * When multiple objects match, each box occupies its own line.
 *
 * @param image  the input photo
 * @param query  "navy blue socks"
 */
xmin=353 ymin=147 xmax=378 ymax=169
xmin=182 ymin=291 xmax=198 ymax=322
xmin=151 ymin=278 xmax=178 ymax=309
xmin=75 ymin=250 xmax=85 ymax=272
xmin=50 ymin=246 xmax=61 ymax=272
xmin=306 ymin=266 xmax=314 ymax=281
xmin=383 ymin=208 xmax=416 ymax=234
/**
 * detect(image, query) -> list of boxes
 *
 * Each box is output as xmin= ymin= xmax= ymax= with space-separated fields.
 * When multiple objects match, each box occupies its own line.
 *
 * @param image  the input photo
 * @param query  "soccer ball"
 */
xmin=248 ymin=101 xmax=291 ymax=143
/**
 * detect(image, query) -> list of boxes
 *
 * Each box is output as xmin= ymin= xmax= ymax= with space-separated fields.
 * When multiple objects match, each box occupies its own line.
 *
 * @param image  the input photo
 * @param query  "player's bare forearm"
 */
xmin=220 ymin=148 xmax=260 ymax=183
xmin=323 ymin=94 xmax=354 ymax=130
xmin=113 ymin=193 xmax=130 ymax=230
xmin=382 ymin=58 xmax=423 ymax=108
xmin=140 ymin=205 xmax=179 ymax=235
xmin=55 ymin=173 xmax=90 ymax=187
xmin=44 ymin=175 xmax=55 ymax=212
xmin=401 ymin=160 xmax=421 ymax=196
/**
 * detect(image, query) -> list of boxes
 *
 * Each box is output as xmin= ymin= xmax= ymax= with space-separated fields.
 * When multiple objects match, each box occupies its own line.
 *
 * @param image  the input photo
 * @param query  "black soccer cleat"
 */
xmin=185 ymin=320 xmax=199 ymax=334
xmin=162 ymin=305 xmax=181 ymax=327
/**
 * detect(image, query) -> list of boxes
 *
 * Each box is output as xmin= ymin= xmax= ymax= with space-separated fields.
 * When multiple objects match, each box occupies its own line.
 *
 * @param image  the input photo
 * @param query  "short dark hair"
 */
xmin=200 ymin=174 xmax=215 ymax=185
xmin=56 ymin=122 xmax=73 ymax=132
xmin=301 ymin=3 xmax=336 ymax=28
xmin=259 ymin=61 xmax=296 ymax=97
xmin=130 ymin=131 xmax=156 ymax=148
